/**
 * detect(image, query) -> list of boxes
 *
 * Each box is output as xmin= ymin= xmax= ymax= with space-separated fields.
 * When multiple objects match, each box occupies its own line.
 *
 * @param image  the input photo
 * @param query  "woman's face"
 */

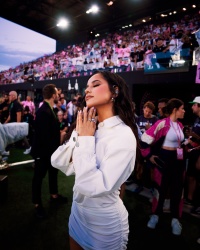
xmin=176 ymin=105 xmax=185 ymax=119
xmin=85 ymin=73 xmax=113 ymax=109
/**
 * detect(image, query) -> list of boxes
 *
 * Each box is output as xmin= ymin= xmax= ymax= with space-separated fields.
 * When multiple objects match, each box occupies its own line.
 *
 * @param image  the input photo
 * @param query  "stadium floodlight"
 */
xmin=86 ymin=5 xmax=99 ymax=14
xmin=56 ymin=19 xmax=69 ymax=28
xmin=107 ymin=1 xmax=114 ymax=6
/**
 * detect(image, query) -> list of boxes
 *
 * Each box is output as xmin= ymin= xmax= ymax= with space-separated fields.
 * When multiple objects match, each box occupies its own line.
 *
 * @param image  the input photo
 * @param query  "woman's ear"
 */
xmin=114 ymin=87 xmax=119 ymax=97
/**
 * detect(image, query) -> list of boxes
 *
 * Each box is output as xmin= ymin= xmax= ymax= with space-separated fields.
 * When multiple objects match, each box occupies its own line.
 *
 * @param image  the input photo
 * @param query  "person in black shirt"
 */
xmin=31 ymin=84 xmax=68 ymax=219
xmin=136 ymin=46 xmax=145 ymax=69
xmin=4 ymin=91 xmax=22 ymax=123
xmin=22 ymin=106 xmax=34 ymax=154
xmin=3 ymin=91 xmax=23 ymax=155
xmin=53 ymin=99 xmax=66 ymax=116
xmin=130 ymin=47 xmax=138 ymax=70
xmin=0 ymin=94 xmax=10 ymax=123
xmin=157 ymin=98 xmax=169 ymax=119
xmin=180 ymin=34 xmax=193 ymax=65
xmin=57 ymin=110 xmax=68 ymax=144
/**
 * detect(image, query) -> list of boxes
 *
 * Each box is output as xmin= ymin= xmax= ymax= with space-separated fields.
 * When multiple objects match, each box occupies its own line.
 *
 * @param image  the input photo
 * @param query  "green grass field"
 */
xmin=0 ymin=146 xmax=199 ymax=250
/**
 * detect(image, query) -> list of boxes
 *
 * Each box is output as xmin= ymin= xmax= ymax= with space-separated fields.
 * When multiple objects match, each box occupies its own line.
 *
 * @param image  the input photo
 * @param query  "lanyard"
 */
xmin=170 ymin=120 xmax=182 ymax=147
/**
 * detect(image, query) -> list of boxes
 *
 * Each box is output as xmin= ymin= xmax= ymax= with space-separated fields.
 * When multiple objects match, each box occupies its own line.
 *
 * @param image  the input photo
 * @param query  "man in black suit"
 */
xmin=31 ymin=83 xmax=67 ymax=218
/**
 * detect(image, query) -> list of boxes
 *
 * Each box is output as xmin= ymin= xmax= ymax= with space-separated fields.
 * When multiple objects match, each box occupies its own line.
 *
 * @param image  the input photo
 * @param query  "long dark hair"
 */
xmin=165 ymin=98 xmax=184 ymax=115
xmin=66 ymin=71 xmax=142 ymax=176
xmin=86 ymin=71 xmax=142 ymax=168
xmin=84 ymin=70 xmax=139 ymax=138
xmin=65 ymin=71 xmax=141 ymax=167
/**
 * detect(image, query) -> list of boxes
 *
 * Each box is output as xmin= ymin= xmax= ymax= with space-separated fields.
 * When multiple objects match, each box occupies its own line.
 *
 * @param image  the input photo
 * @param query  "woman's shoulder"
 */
xmin=116 ymin=122 xmax=136 ymax=143
xmin=155 ymin=117 xmax=169 ymax=126
xmin=146 ymin=118 xmax=168 ymax=132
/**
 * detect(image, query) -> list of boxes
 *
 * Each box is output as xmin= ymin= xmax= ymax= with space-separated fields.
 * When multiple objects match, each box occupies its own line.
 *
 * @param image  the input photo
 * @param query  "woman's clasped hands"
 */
xmin=76 ymin=106 xmax=97 ymax=136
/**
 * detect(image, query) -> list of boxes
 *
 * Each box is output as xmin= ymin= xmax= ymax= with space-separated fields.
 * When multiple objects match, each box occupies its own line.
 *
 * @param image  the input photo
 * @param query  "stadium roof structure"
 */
xmin=0 ymin=0 xmax=198 ymax=42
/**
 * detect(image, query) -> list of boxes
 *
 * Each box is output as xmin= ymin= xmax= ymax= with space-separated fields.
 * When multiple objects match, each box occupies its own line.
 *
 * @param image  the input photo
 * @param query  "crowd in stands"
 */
xmin=0 ymin=11 xmax=200 ymax=85
xmin=0 ymin=8 xmax=200 ymax=244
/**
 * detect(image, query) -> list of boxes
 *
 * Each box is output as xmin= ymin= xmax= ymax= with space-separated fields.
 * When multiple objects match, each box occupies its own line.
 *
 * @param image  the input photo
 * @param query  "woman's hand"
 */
xmin=76 ymin=107 xmax=97 ymax=136
xmin=149 ymin=155 xmax=159 ymax=166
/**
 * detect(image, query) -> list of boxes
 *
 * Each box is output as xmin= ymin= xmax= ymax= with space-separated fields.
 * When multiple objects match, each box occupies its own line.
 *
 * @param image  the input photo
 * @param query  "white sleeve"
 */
xmin=72 ymin=132 xmax=136 ymax=197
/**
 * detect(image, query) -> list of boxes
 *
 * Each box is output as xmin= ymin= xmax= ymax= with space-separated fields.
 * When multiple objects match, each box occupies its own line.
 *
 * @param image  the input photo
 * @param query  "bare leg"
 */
xmin=69 ymin=236 xmax=83 ymax=250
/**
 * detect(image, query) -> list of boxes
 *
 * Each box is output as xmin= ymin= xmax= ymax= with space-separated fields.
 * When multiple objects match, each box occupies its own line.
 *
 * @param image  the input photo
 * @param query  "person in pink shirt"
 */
xmin=21 ymin=95 xmax=35 ymax=117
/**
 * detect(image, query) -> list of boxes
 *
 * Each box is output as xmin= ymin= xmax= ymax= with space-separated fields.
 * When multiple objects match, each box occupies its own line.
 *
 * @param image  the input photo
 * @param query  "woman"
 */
xmin=68 ymin=71 xmax=139 ymax=249
xmin=140 ymin=98 xmax=186 ymax=235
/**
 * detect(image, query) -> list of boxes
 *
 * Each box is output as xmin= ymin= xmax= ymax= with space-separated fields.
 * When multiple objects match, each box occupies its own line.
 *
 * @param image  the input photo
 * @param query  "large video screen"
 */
xmin=144 ymin=48 xmax=190 ymax=74
xmin=0 ymin=17 xmax=56 ymax=72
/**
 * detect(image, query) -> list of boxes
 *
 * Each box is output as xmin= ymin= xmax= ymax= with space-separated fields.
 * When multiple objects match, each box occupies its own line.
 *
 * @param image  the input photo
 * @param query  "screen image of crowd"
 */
xmin=0 ymin=9 xmax=200 ymax=84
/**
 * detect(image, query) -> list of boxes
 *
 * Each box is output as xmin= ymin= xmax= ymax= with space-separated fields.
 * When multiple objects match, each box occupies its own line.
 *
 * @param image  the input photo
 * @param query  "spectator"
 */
xmin=157 ymin=97 xmax=170 ymax=210
xmin=184 ymin=96 xmax=200 ymax=216
xmin=144 ymin=44 xmax=155 ymax=70
xmin=53 ymin=99 xmax=66 ymax=116
xmin=22 ymin=106 xmax=34 ymax=154
xmin=0 ymin=94 xmax=10 ymax=124
xmin=60 ymin=93 xmax=67 ymax=106
xmin=157 ymin=98 xmax=169 ymax=119
xmin=136 ymin=45 xmax=145 ymax=70
xmin=60 ymin=97 xmax=67 ymax=112
xmin=180 ymin=34 xmax=192 ymax=65
xmin=130 ymin=47 xmax=138 ymax=71
xmin=57 ymin=88 xmax=62 ymax=99
xmin=66 ymin=98 xmax=77 ymax=125
xmin=152 ymin=38 xmax=171 ymax=69
xmin=141 ymin=98 xmax=186 ymax=235
xmin=21 ymin=95 xmax=35 ymax=117
xmin=57 ymin=110 xmax=68 ymax=144
xmin=137 ymin=101 xmax=159 ymax=134
xmin=135 ymin=101 xmax=159 ymax=193
xmin=31 ymin=84 xmax=68 ymax=219
xmin=3 ymin=91 xmax=23 ymax=155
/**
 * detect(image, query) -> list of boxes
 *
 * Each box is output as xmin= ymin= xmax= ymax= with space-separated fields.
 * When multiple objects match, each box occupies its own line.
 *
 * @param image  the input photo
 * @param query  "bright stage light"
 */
xmin=56 ymin=19 xmax=69 ymax=28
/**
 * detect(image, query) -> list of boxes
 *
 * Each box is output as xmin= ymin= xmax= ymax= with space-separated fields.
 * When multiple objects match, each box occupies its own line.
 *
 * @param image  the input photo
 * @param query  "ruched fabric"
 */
xmin=69 ymin=198 xmax=129 ymax=250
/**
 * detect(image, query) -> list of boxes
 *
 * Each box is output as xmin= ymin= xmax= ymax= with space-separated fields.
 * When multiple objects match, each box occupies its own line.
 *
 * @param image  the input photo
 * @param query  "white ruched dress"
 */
xmin=69 ymin=116 xmax=136 ymax=250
